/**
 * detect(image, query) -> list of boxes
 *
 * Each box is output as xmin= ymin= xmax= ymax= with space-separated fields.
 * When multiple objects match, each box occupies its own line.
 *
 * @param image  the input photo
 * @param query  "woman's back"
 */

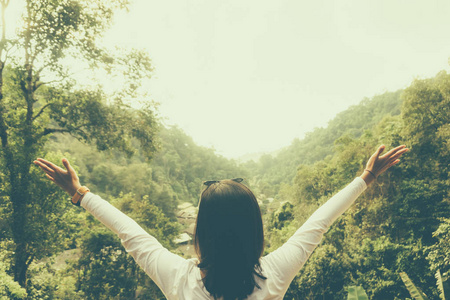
xmin=79 ymin=177 xmax=367 ymax=299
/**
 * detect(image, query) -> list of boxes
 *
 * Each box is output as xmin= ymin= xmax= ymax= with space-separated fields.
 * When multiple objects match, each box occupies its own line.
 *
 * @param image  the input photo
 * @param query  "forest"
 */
xmin=0 ymin=0 xmax=449 ymax=299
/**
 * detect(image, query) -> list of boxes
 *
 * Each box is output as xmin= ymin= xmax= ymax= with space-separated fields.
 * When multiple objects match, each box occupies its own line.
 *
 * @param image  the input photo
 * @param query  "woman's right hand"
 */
xmin=361 ymin=145 xmax=409 ymax=185
xmin=34 ymin=158 xmax=82 ymax=196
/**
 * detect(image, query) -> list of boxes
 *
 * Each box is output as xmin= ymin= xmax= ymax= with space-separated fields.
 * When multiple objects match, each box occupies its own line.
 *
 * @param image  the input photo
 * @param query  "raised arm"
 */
xmin=33 ymin=158 xmax=187 ymax=295
xmin=261 ymin=145 xmax=408 ymax=294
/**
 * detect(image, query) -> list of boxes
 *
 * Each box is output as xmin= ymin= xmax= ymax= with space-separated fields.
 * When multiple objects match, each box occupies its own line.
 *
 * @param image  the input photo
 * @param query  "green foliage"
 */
xmin=261 ymin=71 xmax=450 ymax=299
xmin=287 ymin=244 xmax=353 ymax=299
xmin=397 ymin=269 xmax=450 ymax=300
xmin=25 ymin=151 xmax=79 ymax=258
xmin=402 ymin=71 xmax=450 ymax=150
xmin=0 ymin=248 xmax=27 ymax=299
xmin=400 ymin=272 xmax=429 ymax=300
xmin=49 ymin=125 xmax=246 ymax=208
xmin=26 ymin=258 xmax=84 ymax=300
xmin=427 ymin=219 xmax=450 ymax=278
xmin=347 ymin=286 xmax=369 ymax=300
xmin=76 ymin=231 xmax=138 ymax=300
xmin=0 ymin=0 xmax=159 ymax=287
xmin=110 ymin=193 xmax=180 ymax=248
xmin=435 ymin=270 xmax=449 ymax=300
xmin=41 ymin=85 xmax=159 ymax=158
xmin=348 ymin=237 xmax=431 ymax=299
xmin=270 ymin=201 xmax=294 ymax=230
xmin=246 ymin=90 xmax=403 ymax=198
xmin=153 ymin=126 xmax=247 ymax=203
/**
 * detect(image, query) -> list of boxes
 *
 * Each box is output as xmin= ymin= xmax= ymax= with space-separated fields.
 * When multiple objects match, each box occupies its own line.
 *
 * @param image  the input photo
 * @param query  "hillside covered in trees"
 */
xmin=261 ymin=71 xmax=449 ymax=299
xmin=245 ymin=89 xmax=403 ymax=198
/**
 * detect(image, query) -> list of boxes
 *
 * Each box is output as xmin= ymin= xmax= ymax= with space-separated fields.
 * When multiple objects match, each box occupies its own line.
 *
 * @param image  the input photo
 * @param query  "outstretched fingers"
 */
xmin=380 ymin=145 xmax=407 ymax=159
xmin=383 ymin=147 xmax=408 ymax=171
xmin=380 ymin=159 xmax=400 ymax=174
xmin=45 ymin=173 xmax=56 ymax=182
xmin=36 ymin=158 xmax=65 ymax=173
xmin=385 ymin=148 xmax=409 ymax=166
xmin=34 ymin=160 xmax=55 ymax=175
xmin=392 ymin=148 xmax=408 ymax=159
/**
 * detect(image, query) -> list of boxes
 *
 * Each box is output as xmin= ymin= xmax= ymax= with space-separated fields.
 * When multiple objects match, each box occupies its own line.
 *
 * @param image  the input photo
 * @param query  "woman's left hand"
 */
xmin=361 ymin=145 xmax=409 ymax=185
xmin=34 ymin=158 xmax=81 ymax=196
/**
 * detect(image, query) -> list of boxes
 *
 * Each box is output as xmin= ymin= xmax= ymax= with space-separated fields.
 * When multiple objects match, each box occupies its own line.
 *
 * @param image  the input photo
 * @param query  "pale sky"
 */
xmin=6 ymin=1 xmax=450 ymax=158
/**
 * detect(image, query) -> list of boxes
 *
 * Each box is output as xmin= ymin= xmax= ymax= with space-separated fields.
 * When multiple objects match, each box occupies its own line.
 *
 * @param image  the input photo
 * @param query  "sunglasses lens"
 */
xmin=203 ymin=180 xmax=218 ymax=186
xmin=203 ymin=178 xmax=244 ymax=186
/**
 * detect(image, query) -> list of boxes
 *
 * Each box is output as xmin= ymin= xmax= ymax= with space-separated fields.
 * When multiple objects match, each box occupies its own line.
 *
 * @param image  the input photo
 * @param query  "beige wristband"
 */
xmin=71 ymin=186 xmax=90 ymax=206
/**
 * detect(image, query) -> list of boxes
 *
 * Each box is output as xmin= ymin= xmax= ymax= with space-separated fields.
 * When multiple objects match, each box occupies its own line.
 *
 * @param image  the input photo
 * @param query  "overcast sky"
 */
xmin=7 ymin=0 xmax=450 ymax=158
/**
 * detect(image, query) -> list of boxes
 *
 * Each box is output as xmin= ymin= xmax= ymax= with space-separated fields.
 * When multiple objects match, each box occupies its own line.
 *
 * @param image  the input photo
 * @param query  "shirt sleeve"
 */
xmin=80 ymin=192 xmax=187 ymax=295
xmin=261 ymin=177 xmax=367 ymax=291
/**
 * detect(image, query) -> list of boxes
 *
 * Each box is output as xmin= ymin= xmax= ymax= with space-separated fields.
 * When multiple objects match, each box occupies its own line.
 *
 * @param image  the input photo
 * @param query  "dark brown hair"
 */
xmin=194 ymin=180 xmax=266 ymax=300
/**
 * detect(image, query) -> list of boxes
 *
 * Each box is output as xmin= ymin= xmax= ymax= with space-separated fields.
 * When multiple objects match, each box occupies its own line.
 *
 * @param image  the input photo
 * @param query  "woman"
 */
xmin=34 ymin=144 xmax=408 ymax=299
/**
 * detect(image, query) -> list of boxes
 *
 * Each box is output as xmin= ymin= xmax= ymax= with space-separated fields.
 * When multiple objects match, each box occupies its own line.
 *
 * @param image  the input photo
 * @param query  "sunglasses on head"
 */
xmin=203 ymin=178 xmax=244 ymax=186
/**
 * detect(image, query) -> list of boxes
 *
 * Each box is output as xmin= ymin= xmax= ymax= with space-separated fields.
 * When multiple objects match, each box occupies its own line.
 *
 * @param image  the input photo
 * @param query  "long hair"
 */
xmin=194 ymin=179 xmax=266 ymax=300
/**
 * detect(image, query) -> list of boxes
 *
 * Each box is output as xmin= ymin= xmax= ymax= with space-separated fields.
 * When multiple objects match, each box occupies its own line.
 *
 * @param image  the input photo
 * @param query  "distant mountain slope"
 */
xmin=246 ymin=90 xmax=403 ymax=196
xmin=47 ymin=125 xmax=247 ymax=216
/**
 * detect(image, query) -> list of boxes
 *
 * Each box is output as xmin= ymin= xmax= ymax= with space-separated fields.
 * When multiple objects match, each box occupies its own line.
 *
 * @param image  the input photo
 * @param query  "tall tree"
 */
xmin=398 ymin=71 xmax=450 ymax=242
xmin=0 ymin=0 xmax=158 ymax=287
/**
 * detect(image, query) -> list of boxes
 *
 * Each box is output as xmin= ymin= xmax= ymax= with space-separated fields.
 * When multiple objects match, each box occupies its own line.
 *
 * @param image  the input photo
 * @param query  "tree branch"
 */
xmin=30 ymin=48 xmax=43 ymax=66
xmin=25 ymin=254 xmax=35 ymax=268
xmin=34 ymin=77 xmax=68 ymax=91
xmin=34 ymin=69 xmax=76 ymax=92
xmin=35 ymin=62 xmax=52 ymax=78
xmin=43 ymin=128 xmax=70 ymax=135
xmin=43 ymin=123 xmax=89 ymax=136
xmin=0 ymin=110 xmax=8 ymax=147
xmin=31 ymin=103 xmax=52 ymax=121
xmin=19 ymin=80 xmax=27 ymax=95
xmin=1 ymin=42 xmax=17 ymax=65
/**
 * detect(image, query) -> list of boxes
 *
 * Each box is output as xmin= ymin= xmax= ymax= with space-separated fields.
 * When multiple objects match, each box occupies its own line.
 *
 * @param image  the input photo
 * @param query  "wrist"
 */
xmin=71 ymin=186 xmax=90 ymax=206
xmin=67 ymin=183 xmax=82 ymax=197
xmin=360 ymin=170 xmax=376 ymax=186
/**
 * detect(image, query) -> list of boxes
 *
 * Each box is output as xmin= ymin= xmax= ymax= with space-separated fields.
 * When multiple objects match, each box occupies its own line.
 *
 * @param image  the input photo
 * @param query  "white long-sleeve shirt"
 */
xmin=81 ymin=177 xmax=367 ymax=299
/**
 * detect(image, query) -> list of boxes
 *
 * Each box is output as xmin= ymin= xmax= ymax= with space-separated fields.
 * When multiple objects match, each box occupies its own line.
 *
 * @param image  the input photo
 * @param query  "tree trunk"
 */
xmin=9 ymin=2 xmax=38 ymax=287
xmin=11 ymin=188 xmax=32 ymax=288
xmin=13 ymin=242 xmax=30 ymax=288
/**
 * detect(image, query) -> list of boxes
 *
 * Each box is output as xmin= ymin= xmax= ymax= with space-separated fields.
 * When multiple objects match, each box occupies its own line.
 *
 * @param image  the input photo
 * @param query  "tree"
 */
xmin=289 ymin=244 xmax=353 ymax=299
xmin=427 ymin=218 xmax=450 ymax=278
xmin=0 ymin=0 xmax=158 ymax=287
xmin=76 ymin=231 xmax=138 ymax=300
xmin=0 ymin=248 xmax=27 ymax=299
xmin=398 ymin=71 xmax=450 ymax=243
